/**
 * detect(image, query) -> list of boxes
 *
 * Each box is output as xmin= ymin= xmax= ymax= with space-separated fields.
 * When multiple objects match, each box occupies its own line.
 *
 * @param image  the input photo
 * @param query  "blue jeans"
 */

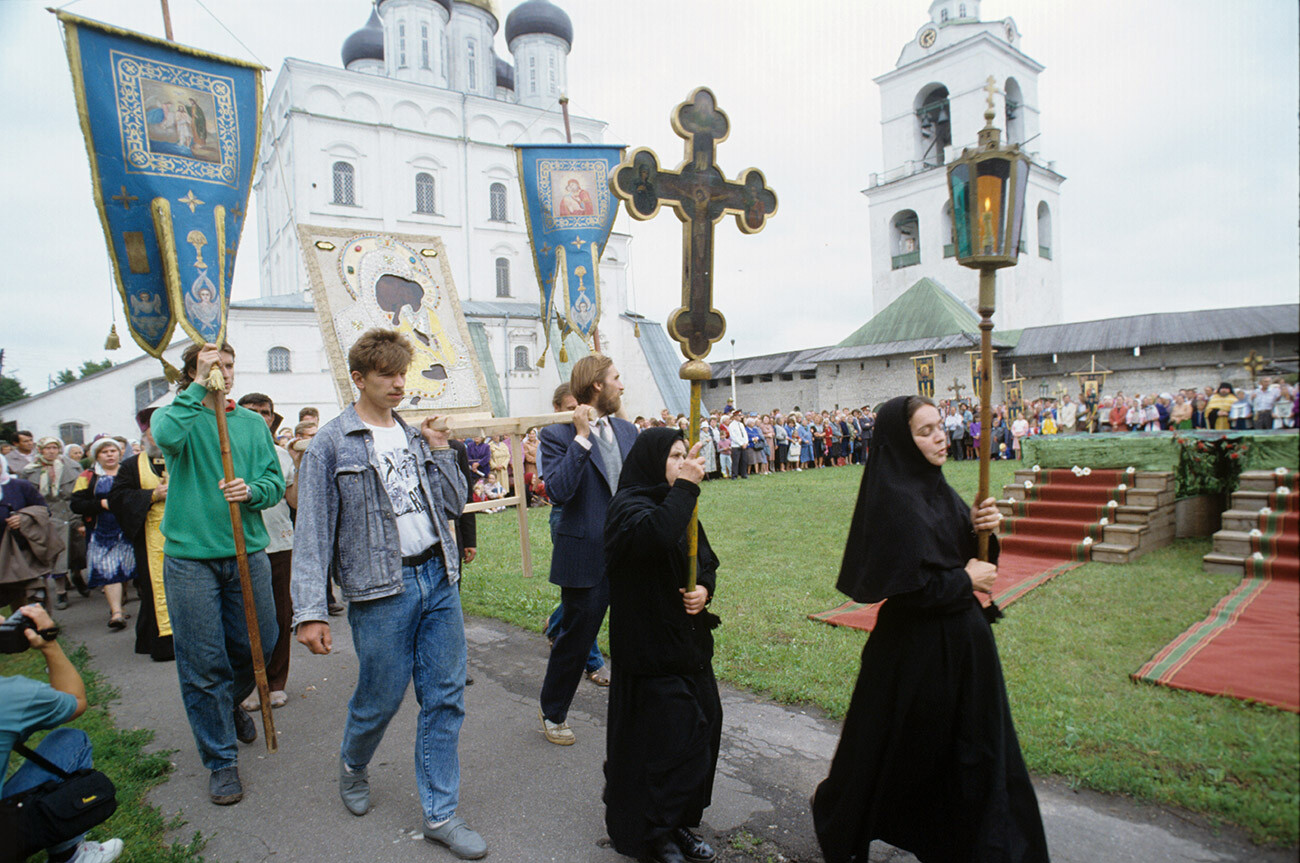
xmin=164 ymin=551 xmax=276 ymax=771
xmin=3 ymin=728 xmax=93 ymax=856
xmin=342 ymin=554 xmax=466 ymax=823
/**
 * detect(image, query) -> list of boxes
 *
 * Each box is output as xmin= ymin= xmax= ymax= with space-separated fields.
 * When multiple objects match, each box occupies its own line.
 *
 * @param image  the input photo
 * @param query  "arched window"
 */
xmin=467 ymin=40 xmax=477 ymax=90
xmin=915 ymin=85 xmax=951 ymax=165
xmin=513 ymin=345 xmax=530 ymax=371
xmin=268 ymin=346 xmax=291 ymax=373
xmin=397 ymin=20 xmax=407 ymax=67
xmin=940 ymin=8 xmax=949 ymax=21
xmin=529 ymin=56 xmax=537 ymax=94
xmin=134 ymin=377 xmax=170 ymax=411
xmin=941 ymin=202 xmax=955 ymax=258
xmin=489 ymin=182 xmax=507 ymax=221
xmin=890 ymin=210 xmax=920 ymax=269
xmin=59 ymin=423 xmax=87 ymax=446
xmin=420 ymin=24 xmax=430 ymax=69
xmin=1004 ymin=78 xmax=1024 ymax=145
xmin=495 ymin=257 xmax=510 ymax=297
xmin=548 ymin=56 xmax=556 ymax=95
xmin=1037 ymin=202 xmax=1052 ymax=259
xmin=415 ymin=172 xmax=436 ymax=214
xmin=332 ymin=161 xmax=355 ymax=205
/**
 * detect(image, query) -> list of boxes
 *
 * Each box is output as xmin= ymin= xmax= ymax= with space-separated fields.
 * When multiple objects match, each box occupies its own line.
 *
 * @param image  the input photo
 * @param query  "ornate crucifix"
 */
xmin=948 ymin=376 xmax=967 ymax=401
xmin=612 ymin=87 xmax=777 ymax=369
xmin=611 ymin=87 xmax=776 ymax=589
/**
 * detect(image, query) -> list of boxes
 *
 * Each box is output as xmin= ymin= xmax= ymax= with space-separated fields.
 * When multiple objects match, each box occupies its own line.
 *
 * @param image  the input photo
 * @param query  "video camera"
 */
xmin=0 ymin=610 xmax=60 ymax=654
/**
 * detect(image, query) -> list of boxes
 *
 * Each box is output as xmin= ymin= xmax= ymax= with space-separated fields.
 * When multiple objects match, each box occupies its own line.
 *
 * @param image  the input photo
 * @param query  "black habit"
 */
xmin=812 ymin=396 xmax=1049 ymax=863
xmin=602 ymin=428 xmax=722 ymax=859
xmin=107 ymin=453 xmax=174 ymax=661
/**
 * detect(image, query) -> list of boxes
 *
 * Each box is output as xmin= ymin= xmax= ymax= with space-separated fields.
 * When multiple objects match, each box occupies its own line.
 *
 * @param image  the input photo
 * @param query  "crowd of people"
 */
xmin=2 ymin=337 xmax=1294 ymax=862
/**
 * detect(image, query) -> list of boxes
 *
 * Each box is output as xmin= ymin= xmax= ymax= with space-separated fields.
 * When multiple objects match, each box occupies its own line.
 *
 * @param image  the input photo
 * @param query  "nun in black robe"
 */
xmin=603 ymin=428 xmax=722 ymax=863
xmin=811 ymin=396 xmax=1049 ymax=863
xmin=107 ymin=447 xmax=174 ymax=662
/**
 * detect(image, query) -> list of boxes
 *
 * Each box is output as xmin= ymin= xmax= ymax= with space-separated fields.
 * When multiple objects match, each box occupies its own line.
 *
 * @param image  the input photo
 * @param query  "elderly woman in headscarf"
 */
xmin=70 ymin=437 xmax=135 ymax=629
xmin=812 ymin=395 xmax=1049 ymax=863
xmin=21 ymin=438 xmax=82 ymax=609
xmin=0 ymin=457 xmax=52 ymax=611
xmin=603 ymin=428 xmax=721 ymax=863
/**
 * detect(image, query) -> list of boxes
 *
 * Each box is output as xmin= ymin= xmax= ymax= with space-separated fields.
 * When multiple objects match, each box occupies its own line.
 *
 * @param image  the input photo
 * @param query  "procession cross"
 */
xmin=612 ymin=87 xmax=777 ymax=363
xmin=948 ymin=376 xmax=967 ymax=401
xmin=611 ymin=87 xmax=777 ymax=591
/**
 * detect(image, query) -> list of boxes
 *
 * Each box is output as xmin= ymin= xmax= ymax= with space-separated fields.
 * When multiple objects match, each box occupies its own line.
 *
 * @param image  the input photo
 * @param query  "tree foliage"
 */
xmin=55 ymin=358 xmax=114 ymax=386
xmin=0 ymin=374 xmax=28 ymax=406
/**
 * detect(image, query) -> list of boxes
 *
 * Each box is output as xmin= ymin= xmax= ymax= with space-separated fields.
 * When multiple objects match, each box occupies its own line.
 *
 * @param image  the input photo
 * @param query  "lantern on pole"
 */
xmin=946 ymin=75 xmax=1031 ymax=561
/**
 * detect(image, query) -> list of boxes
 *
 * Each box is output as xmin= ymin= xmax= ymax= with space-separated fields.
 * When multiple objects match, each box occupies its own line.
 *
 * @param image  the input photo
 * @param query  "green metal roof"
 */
xmin=466 ymin=321 xmax=507 ymax=417
xmin=837 ymin=278 xmax=979 ymax=347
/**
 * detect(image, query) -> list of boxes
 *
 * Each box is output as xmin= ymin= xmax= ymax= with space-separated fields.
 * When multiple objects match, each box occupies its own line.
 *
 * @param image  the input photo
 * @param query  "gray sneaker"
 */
xmin=339 ymin=756 xmax=369 ymax=816
xmin=423 ymin=814 xmax=487 ymax=859
xmin=209 ymin=765 xmax=243 ymax=805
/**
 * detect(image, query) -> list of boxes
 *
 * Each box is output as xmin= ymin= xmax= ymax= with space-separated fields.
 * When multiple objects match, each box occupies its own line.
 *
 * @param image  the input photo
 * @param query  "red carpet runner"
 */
xmin=1134 ymin=478 xmax=1299 ymax=712
xmin=808 ymin=469 xmax=1123 ymax=631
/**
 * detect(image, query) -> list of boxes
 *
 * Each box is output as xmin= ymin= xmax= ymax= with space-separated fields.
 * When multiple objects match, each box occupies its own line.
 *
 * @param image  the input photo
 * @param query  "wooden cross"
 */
xmin=948 ymin=376 xmax=966 ymax=400
xmin=611 ymin=87 xmax=777 ymax=361
xmin=1243 ymin=350 xmax=1265 ymax=384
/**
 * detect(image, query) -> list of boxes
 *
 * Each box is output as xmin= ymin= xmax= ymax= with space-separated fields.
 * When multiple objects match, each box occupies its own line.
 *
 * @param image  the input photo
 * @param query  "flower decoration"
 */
xmin=1082 ymin=537 xmax=1094 ymax=546
xmin=1278 ymin=486 xmax=1292 ymax=495
xmin=1250 ymin=528 xmax=1263 ymax=537
xmin=1117 ymin=483 xmax=1127 ymax=492
xmin=1107 ymin=500 xmax=1119 ymax=508
xmin=1277 ymin=467 xmax=1289 ymax=476
xmin=1260 ymin=507 xmax=1272 ymax=515
xmin=1253 ymin=551 xmax=1264 ymax=560
xmin=1081 ymin=467 xmax=1092 ymax=476
xmin=1099 ymin=517 xmax=1109 ymax=526
xmin=1032 ymin=464 xmax=1041 ymax=473
xmin=1024 ymin=480 xmax=1034 ymax=489
xmin=1126 ymin=466 xmax=1136 ymax=475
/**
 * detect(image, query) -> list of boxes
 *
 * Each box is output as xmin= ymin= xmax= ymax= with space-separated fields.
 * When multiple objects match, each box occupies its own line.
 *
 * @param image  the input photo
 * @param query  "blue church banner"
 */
xmin=514 ymin=144 xmax=624 ymax=363
xmin=56 ymin=11 xmax=263 ymax=359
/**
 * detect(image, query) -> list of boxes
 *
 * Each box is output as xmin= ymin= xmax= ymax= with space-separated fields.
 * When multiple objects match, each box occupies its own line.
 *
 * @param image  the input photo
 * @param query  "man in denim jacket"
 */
xmin=289 ymin=329 xmax=485 ymax=860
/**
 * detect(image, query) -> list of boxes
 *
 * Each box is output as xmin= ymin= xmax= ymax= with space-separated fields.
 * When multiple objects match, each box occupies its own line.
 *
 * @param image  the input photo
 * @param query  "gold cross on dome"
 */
xmin=178 ymin=190 xmax=204 ymax=213
xmin=111 ymin=185 xmax=138 ymax=210
xmin=983 ymin=75 xmax=999 ymax=111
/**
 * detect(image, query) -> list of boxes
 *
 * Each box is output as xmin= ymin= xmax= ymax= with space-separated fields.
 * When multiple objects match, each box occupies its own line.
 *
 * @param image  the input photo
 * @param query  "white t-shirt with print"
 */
xmin=366 ymin=421 xmax=439 ymax=557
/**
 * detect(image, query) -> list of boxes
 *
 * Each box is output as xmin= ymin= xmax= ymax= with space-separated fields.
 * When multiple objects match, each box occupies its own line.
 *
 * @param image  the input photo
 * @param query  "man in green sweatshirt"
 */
xmin=151 ymin=341 xmax=284 ymax=806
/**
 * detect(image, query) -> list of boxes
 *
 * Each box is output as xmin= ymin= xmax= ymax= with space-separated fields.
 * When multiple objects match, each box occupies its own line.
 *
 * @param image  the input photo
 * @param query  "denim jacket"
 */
xmin=289 ymin=405 xmax=466 ymax=629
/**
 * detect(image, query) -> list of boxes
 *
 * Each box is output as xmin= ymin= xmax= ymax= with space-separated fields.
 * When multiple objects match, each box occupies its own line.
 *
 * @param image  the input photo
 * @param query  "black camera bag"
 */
xmin=0 ymin=741 xmax=117 ymax=861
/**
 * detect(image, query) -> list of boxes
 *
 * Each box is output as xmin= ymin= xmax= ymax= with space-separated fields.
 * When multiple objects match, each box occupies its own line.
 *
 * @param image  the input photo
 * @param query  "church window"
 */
xmin=513 ymin=346 xmax=531 ymax=371
xmin=415 ymin=172 xmax=436 ymax=214
xmin=467 ymin=40 xmax=477 ymax=90
xmin=421 ymin=24 xmax=430 ymax=69
xmin=958 ymin=3 xmax=966 ymax=17
xmin=890 ymin=210 xmax=921 ymax=269
xmin=398 ymin=21 xmax=407 ymax=67
xmin=915 ymin=85 xmax=951 ymax=165
xmin=495 ymin=256 xmax=511 ymax=296
xmin=1037 ymin=202 xmax=1052 ymax=259
xmin=489 ymin=182 xmax=508 ymax=222
xmin=530 ymin=56 xmax=537 ymax=94
xmin=268 ymin=347 xmax=291 ymax=374
xmin=59 ymin=423 xmax=87 ymax=446
xmin=134 ymin=377 xmax=169 ymax=412
xmin=940 ymin=8 xmax=948 ymax=21
xmin=548 ymin=56 xmax=556 ymax=95
xmin=332 ymin=161 xmax=355 ymax=205
xmin=1004 ymin=78 xmax=1024 ymax=144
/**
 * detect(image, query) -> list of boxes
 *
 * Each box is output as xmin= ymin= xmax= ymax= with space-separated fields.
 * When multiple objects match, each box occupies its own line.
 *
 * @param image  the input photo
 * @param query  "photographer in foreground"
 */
xmin=1 ymin=604 xmax=123 ymax=863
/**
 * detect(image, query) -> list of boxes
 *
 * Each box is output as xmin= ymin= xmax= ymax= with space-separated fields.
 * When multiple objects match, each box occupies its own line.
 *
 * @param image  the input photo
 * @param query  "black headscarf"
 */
xmin=836 ymin=395 xmax=973 ymax=603
xmin=614 ymin=427 xmax=683 ymax=500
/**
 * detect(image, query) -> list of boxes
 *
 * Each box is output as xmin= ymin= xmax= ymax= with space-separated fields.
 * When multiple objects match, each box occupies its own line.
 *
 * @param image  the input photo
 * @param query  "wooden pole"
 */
xmin=685 ymin=379 xmax=702 ymax=591
xmin=977 ymin=267 xmax=996 ymax=562
xmin=209 ymin=375 xmax=277 ymax=751
xmin=508 ymin=433 xmax=533 ymax=578
xmin=159 ymin=0 xmax=174 ymax=40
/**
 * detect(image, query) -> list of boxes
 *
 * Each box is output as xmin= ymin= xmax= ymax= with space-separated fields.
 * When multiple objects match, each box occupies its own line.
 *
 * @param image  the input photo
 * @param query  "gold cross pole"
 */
xmin=948 ymin=376 xmax=967 ymax=401
xmin=611 ymin=87 xmax=777 ymax=589
xmin=1243 ymin=350 xmax=1265 ymax=385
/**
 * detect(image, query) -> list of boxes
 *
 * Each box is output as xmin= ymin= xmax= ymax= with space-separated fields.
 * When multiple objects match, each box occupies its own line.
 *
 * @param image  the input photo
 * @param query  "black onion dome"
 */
xmin=495 ymin=55 xmax=515 ymax=89
xmin=342 ymin=6 xmax=385 ymax=67
xmin=505 ymin=0 xmax=573 ymax=47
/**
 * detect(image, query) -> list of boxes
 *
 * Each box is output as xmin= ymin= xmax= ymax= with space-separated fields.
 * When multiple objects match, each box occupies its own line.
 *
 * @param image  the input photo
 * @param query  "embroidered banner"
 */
xmin=56 ymin=11 xmax=263 ymax=356
xmin=514 ymin=144 xmax=624 ymax=364
xmin=912 ymin=354 xmax=937 ymax=399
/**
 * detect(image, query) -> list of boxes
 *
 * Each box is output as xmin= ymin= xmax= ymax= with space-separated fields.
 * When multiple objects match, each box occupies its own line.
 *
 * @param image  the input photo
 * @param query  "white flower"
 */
xmin=1250 ymin=528 xmax=1263 ymax=537
xmin=1082 ymin=537 xmax=1094 ymax=546
xmin=1024 ymin=480 xmax=1034 ymax=489
xmin=1099 ymin=517 xmax=1109 ymax=526
xmin=1032 ymin=464 xmax=1041 ymax=472
xmin=1127 ymin=466 xmax=1137 ymax=475
xmin=1253 ymin=551 xmax=1265 ymax=560
xmin=1081 ymin=467 xmax=1092 ymax=476
xmin=1117 ymin=483 xmax=1127 ymax=491
xmin=1107 ymin=500 xmax=1119 ymax=508
xmin=1278 ymin=486 xmax=1292 ymax=496
xmin=1071 ymin=465 xmax=1081 ymax=473
xmin=1260 ymin=507 xmax=1273 ymax=515
xmin=1277 ymin=467 xmax=1289 ymax=475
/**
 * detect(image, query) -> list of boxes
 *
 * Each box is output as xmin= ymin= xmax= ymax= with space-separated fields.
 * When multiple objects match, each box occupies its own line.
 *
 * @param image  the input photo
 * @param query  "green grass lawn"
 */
xmin=1 ymin=645 xmax=204 ymax=863
xmin=461 ymin=460 xmax=1299 ymax=846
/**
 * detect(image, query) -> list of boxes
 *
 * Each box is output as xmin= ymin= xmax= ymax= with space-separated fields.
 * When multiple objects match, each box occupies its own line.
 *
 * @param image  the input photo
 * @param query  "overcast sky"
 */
xmin=1 ymin=0 xmax=1296 ymax=391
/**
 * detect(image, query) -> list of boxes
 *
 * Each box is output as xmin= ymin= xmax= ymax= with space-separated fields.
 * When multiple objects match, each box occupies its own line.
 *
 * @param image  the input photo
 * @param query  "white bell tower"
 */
xmin=863 ymin=2 xmax=1065 ymax=329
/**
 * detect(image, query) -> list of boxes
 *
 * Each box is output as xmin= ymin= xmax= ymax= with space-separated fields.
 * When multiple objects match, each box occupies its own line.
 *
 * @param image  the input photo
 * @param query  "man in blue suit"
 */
xmin=537 ymin=355 xmax=636 ymax=745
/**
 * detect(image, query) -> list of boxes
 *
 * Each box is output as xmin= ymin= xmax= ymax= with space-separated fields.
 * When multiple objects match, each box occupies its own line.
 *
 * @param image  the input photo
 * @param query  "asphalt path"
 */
xmin=52 ymin=585 xmax=1293 ymax=863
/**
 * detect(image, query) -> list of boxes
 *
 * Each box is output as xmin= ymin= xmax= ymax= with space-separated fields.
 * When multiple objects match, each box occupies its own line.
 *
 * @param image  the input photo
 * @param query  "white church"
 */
xmin=3 ymin=0 xmax=689 ymax=444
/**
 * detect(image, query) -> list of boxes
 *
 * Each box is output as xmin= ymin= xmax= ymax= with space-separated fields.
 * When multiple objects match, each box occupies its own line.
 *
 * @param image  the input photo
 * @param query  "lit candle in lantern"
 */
xmin=980 ymin=196 xmax=994 ymax=254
